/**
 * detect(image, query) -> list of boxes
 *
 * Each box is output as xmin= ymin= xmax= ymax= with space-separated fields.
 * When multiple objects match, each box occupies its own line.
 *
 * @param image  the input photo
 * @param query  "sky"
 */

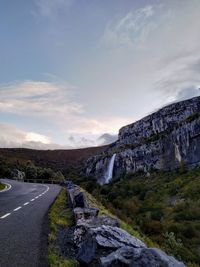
xmin=0 ymin=0 xmax=200 ymax=149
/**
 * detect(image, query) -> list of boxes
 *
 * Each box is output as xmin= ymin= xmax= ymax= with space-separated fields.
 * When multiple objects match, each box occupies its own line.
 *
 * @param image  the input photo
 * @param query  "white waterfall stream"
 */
xmin=104 ymin=153 xmax=116 ymax=184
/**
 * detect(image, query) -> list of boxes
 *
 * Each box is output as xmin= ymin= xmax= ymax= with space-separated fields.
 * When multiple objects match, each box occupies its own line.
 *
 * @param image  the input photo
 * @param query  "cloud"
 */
xmin=0 ymin=123 xmax=119 ymax=150
xmin=175 ymin=88 xmax=200 ymax=101
xmin=0 ymin=123 xmax=61 ymax=149
xmin=67 ymin=133 xmax=118 ymax=148
xmin=98 ymin=133 xmax=118 ymax=145
xmin=155 ymin=54 xmax=200 ymax=102
xmin=102 ymin=5 xmax=158 ymax=48
xmin=67 ymin=116 xmax=131 ymax=135
xmin=100 ymin=1 xmax=200 ymax=112
xmin=0 ymin=80 xmax=83 ymax=117
xmin=34 ymin=0 xmax=73 ymax=18
xmin=0 ymin=80 xmax=131 ymax=148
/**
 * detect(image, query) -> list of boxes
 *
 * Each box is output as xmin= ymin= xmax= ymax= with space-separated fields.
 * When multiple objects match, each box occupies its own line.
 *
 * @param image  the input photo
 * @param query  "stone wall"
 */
xmin=64 ymin=181 xmax=186 ymax=267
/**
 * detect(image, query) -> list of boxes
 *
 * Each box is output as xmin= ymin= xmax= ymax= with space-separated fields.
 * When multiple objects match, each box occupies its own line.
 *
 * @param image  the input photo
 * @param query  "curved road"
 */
xmin=0 ymin=179 xmax=61 ymax=267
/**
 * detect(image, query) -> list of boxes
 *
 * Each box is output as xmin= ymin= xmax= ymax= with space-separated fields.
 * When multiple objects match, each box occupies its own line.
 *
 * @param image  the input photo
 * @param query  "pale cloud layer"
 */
xmin=0 ymin=80 xmax=83 ymax=116
xmin=0 ymin=123 xmax=56 ymax=149
xmin=1 ymin=1 xmax=200 ymax=149
xmin=101 ymin=0 xmax=200 ymax=107
xmin=0 ymin=81 xmax=130 ymax=148
xmin=0 ymin=123 xmax=116 ymax=149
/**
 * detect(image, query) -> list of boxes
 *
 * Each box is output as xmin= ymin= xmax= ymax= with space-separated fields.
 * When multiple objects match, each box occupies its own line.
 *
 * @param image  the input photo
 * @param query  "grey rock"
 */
xmin=100 ymin=247 xmax=186 ymax=267
xmin=100 ymin=247 xmax=139 ymax=267
xmin=91 ymin=226 xmax=146 ymax=249
xmin=85 ymin=96 xmax=200 ymax=184
xmin=76 ymin=215 xmax=119 ymax=228
xmin=74 ymin=216 xmax=119 ymax=247
xmin=74 ymin=207 xmax=99 ymax=223
xmin=11 ymin=169 xmax=25 ymax=181
xmin=67 ymin=183 xmax=89 ymax=209
xmin=76 ymin=225 xmax=146 ymax=265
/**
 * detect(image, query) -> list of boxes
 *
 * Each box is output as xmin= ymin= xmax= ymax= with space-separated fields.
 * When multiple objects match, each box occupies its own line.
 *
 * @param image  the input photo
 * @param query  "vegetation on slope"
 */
xmin=0 ymin=182 xmax=6 ymax=190
xmin=48 ymin=188 xmax=79 ymax=267
xmin=81 ymin=187 xmax=156 ymax=248
xmin=76 ymin=167 xmax=200 ymax=267
xmin=0 ymin=156 xmax=65 ymax=183
xmin=0 ymin=146 xmax=107 ymax=175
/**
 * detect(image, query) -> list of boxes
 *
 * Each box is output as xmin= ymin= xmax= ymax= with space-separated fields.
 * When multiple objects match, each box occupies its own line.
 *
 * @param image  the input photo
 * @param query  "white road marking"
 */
xmin=13 ymin=206 xmax=21 ymax=211
xmin=1 ymin=213 xmax=11 ymax=219
xmin=0 ymin=184 xmax=50 ymax=220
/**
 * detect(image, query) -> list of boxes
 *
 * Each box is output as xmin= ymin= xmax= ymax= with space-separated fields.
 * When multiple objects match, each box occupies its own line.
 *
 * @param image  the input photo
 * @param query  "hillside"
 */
xmin=78 ymin=166 xmax=200 ymax=266
xmin=0 ymin=146 xmax=107 ymax=174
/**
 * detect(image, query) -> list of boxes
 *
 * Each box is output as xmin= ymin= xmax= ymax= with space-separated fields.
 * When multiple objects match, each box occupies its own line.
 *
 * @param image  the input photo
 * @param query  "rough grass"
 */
xmin=0 ymin=182 xmax=6 ymax=191
xmin=48 ymin=188 xmax=79 ymax=267
xmin=89 ymin=168 xmax=200 ymax=266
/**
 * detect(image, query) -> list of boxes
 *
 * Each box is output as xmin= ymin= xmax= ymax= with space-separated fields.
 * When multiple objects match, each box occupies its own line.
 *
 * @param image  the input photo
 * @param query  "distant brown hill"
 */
xmin=0 ymin=146 xmax=107 ymax=172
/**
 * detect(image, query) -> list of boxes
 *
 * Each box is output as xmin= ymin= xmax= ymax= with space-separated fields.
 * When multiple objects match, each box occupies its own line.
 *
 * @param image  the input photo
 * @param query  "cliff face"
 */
xmin=86 ymin=96 xmax=200 ymax=184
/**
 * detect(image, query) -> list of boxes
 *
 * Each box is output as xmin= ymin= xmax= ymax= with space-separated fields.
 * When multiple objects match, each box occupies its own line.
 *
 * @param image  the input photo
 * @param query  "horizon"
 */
xmin=1 ymin=0 xmax=200 ymax=149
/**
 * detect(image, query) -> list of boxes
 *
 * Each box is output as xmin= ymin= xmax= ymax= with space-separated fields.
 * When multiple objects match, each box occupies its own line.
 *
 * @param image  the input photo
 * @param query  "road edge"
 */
xmin=38 ymin=186 xmax=61 ymax=267
xmin=0 ymin=181 xmax=12 ymax=193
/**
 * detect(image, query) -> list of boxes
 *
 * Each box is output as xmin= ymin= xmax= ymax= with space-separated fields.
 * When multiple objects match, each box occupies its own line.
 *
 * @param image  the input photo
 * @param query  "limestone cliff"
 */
xmin=86 ymin=96 xmax=200 ymax=184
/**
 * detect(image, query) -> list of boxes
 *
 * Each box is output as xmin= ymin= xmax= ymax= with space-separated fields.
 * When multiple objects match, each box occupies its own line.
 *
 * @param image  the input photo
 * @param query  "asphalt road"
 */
xmin=0 ymin=179 xmax=61 ymax=267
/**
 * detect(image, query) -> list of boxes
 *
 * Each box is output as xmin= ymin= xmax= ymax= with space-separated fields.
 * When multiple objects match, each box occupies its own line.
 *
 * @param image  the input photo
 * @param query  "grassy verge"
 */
xmin=48 ymin=188 xmax=79 ymax=267
xmin=0 ymin=182 xmax=6 ymax=191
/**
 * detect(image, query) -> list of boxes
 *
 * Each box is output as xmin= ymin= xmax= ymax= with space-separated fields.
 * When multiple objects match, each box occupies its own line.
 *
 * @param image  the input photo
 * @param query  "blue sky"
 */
xmin=0 ymin=0 xmax=200 ymax=149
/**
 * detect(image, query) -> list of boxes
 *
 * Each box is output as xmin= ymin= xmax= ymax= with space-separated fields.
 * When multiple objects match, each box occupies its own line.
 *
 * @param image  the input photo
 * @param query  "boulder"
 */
xmin=90 ymin=226 xmax=146 ymax=249
xmin=74 ymin=216 xmax=119 ymax=247
xmin=76 ymin=225 xmax=146 ymax=265
xmin=100 ymin=247 xmax=186 ymax=267
xmin=67 ymin=183 xmax=88 ymax=209
xmin=11 ymin=169 xmax=25 ymax=181
xmin=74 ymin=207 xmax=99 ymax=222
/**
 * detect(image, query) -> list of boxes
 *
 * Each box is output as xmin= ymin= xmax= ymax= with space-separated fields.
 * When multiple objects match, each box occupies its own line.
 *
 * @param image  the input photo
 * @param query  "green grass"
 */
xmin=48 ymin=188 xmax=79 ymax=267
xmin=0 ymin=182 xmax=6 ymax=191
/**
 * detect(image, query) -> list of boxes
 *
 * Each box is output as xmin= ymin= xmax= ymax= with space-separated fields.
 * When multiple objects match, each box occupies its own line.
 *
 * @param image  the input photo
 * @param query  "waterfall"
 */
xmin=104 ymin=153 xmax=116 ymax=184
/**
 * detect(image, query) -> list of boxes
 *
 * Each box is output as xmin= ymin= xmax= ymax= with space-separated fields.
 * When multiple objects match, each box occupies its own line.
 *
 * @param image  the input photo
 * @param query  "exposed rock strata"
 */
xmin=85 ymin=96 xmax=200 ymax=184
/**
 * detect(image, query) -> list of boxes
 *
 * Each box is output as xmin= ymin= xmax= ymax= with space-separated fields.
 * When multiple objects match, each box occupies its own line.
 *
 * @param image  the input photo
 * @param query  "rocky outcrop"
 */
xmin=64 ymin=181 xmax=186 ymax=267
xmin=85 ymin=96 xmax=200 ymax=184
xmin=11 ymin=169 xmax=25 ymax=181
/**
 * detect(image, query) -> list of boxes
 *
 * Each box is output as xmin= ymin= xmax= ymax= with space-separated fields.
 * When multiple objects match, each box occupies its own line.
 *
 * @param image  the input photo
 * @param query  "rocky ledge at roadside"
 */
xmin=61 ymin=181 xmax=186 ymax=267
